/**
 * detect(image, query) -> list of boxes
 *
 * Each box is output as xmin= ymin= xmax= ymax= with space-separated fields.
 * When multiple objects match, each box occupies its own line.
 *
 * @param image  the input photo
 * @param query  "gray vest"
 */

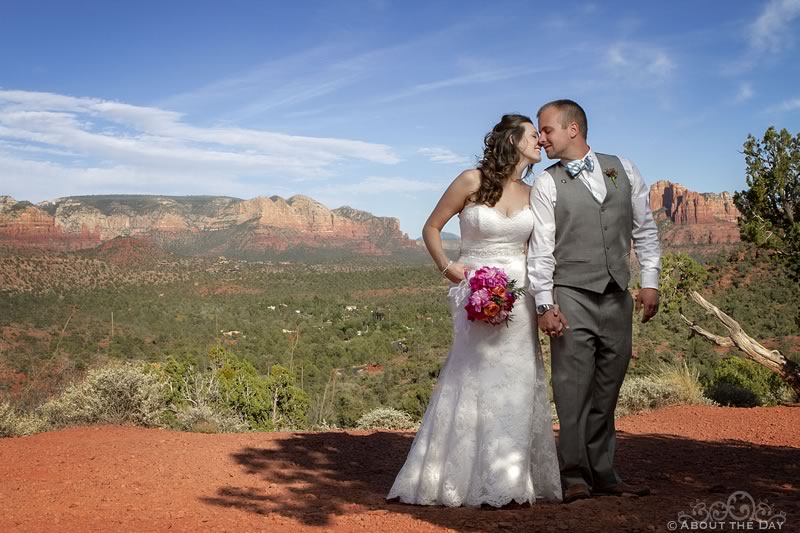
xmin=548 ymin=153 xmax=632 ymax=293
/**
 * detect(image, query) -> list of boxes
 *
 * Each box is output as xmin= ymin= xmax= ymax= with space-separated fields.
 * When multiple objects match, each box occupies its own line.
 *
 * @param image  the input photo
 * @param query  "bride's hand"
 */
xmin=539 ymin=305 xmax=569 ymax=337
xmin=444 ymin=262 xmax=467 ymax=283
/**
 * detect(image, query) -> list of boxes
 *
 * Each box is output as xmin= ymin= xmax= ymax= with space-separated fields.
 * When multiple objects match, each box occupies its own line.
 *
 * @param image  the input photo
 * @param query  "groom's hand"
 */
xmin=636 ymin=288 xmax=660 ymax=323
xmin=539 ymin=306 xmax=569 ymax=337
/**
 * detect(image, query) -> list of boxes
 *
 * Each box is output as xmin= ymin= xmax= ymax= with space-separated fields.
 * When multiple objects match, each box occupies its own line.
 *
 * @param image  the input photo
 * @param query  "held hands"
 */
xmin=538 ymin=305 xmax=569 ymax=337
xmin=636 ymin=288 xmax=660 ymax=323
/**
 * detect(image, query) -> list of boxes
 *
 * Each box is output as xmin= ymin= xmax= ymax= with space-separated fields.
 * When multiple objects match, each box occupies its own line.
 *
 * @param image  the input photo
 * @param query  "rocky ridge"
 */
xmin=0 ymin=194 xmax=415 ymax=258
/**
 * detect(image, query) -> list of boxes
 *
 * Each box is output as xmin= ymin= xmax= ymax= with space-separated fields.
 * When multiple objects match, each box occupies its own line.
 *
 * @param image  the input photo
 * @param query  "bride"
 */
xmin=387 ymin=114 xmax=562 ymax=507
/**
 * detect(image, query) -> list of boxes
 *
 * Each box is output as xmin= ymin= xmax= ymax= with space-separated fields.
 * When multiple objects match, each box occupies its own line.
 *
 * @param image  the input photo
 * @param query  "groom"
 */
xmin=527 ymin=99 xmax=662 ymax=503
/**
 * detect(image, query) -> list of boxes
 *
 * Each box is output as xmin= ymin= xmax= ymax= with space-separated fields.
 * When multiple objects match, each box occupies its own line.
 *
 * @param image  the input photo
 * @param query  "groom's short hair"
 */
xmin=537 ymin=99 xmax=588 ymax=139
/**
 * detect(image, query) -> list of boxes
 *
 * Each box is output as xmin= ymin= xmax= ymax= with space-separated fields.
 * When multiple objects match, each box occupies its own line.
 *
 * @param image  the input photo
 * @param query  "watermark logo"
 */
xmin=667 ymin=490 xmax=787 ymax=531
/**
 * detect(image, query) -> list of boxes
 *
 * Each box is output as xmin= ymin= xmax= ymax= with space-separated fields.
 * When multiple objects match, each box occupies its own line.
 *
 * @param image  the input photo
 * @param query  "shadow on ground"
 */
xmin=201 ymin=430 xmax=798 ymax=531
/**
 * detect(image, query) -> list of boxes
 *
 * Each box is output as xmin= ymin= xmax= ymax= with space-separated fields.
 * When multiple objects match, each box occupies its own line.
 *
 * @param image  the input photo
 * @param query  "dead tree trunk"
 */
xmin=680 ymin=290 xmax=800 ymax=397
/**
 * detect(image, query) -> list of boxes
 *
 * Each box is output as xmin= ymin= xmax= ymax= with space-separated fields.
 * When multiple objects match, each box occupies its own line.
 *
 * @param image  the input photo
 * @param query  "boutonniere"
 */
xmin=604 ymin=168 xmax=618 ymax=189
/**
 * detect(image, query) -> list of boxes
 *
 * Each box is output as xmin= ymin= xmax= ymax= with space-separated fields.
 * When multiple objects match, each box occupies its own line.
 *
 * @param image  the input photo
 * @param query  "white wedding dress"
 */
xmin=387 ymin=203 xmax=562 ymax=507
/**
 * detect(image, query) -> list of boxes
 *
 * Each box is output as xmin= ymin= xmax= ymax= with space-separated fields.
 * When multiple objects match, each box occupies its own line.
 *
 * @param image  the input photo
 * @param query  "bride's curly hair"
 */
xmin=472 ymin=114 xmax=534 ymax=207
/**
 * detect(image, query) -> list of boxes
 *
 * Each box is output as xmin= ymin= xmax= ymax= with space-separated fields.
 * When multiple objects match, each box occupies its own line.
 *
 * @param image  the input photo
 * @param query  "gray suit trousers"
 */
xmin=550 ymin=284 xmax=633 ymax=489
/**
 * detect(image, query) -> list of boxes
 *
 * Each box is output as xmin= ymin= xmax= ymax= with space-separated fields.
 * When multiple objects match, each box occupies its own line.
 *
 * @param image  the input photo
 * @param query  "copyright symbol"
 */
xmin=667 ymin=521 xmax=677 ymax=531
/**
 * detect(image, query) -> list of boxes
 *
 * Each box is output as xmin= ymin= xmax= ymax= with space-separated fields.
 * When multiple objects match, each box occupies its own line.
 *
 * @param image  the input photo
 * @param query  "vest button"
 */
xmin=603 ymin=226 xmax=609 ymax=230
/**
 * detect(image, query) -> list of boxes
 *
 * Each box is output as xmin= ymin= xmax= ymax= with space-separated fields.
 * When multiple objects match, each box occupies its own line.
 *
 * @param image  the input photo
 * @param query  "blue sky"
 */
xmin=1 ymin=1 xmax=799 ymax=237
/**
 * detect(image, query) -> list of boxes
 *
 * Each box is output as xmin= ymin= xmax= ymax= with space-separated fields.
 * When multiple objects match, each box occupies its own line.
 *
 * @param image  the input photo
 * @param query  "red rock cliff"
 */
xmin=0 ymin=195 xmax=414 ymax=257
xmin=649 ymin=181 xmax=740 ymax=247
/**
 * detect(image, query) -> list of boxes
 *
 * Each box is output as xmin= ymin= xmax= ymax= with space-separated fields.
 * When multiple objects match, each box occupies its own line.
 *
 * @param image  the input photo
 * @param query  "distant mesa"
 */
xmin=0 ymin=182 xmax=742 ymax=260
xmin=415 ymin=231 xmax=459 ymax=241
xmin=0 ymin=194 xmax=417 ymax=260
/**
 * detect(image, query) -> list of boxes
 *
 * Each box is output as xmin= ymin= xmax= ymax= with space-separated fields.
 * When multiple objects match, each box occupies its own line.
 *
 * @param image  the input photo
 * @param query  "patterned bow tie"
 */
xmin=565 ymin=155 xmax=595 ymax=177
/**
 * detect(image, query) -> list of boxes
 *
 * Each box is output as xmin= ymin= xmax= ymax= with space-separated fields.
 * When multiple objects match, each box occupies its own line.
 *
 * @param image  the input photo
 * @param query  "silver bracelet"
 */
xmin=440 ymin=260 xmax=454 ymax=276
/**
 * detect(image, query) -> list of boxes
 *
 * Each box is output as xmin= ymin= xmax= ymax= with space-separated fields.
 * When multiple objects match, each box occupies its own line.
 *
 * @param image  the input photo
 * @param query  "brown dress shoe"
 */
xmin=562 ymin=483 xmax=591 ymax=503
xmin=593 ymin=481 xmax=650 ymax=496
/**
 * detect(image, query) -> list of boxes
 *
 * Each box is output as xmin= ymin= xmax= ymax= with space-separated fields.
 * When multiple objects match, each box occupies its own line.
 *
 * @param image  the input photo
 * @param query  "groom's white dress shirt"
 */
xmin=527 ymin=149 xmax=662 ymax=307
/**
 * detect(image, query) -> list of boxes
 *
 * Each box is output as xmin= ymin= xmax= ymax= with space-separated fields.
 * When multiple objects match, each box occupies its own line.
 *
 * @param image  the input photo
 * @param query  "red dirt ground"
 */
xmin=1 ymin=405 xmax=798 ymax=532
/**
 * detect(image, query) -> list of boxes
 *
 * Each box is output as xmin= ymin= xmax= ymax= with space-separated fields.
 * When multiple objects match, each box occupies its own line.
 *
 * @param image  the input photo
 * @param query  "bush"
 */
xmin=265 ymin=364 xmax=310 ymax=430
xmin=0 ymin=401 xmax=46 ymax=437
xmin=156 ymin=354 xmax=200 ymax=408
xmin=617 ymin=377 xmax=683 ymax=417
xmin=356 ymin=407 xmax=417 ymax=430
xmin=707 ymin=357 xmax=790 ymax=407
xmin=211 ymin=349 xmax=309 ymax=431
xmin=655 ymin=359 xmax=708 ymax=405
xmin=707 ymin=382 xmax=761 ymax=407
xmin=213 ymin=352 xmax=276 ymax=430
xmin=156 ymin=366 xmax=249 ymax=433
xmin=40 ymin=362 xmax=167 ymax=428
xmin=309 ymin=419 xmax=340 ymax=431
xmin=173 ymin=404 xmax=249 ymax=433
xmin=151 ymin=349 xmax=309 ymax=432
xmin=616 ymin=361 xmax=715 ymax=418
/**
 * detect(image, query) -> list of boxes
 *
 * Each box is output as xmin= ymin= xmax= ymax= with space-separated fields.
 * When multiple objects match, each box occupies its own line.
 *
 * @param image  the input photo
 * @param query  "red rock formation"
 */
xmin=0 ymin=194 xmax=414 ymax=257
xmin=0 ymin=196 xmax=102 ymax=250
xmin=649 ymin=181 xmax=741 ymax=248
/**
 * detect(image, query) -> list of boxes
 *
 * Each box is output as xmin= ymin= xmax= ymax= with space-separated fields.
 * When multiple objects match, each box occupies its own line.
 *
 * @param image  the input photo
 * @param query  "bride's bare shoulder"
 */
xmin=453 ymin=169 xmax=482 ymax=190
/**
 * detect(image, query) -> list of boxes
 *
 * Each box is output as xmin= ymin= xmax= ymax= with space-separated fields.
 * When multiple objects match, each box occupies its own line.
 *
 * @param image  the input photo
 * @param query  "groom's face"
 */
xmin=537 ymin=107 xmax=571 ymax=159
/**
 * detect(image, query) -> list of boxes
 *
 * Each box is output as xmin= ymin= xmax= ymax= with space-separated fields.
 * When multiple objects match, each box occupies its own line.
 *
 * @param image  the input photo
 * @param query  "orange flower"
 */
xmin=492 ymin=287 xmax=507 ymax=298
xmin=484 ymin=302 xmax=500 ymax=317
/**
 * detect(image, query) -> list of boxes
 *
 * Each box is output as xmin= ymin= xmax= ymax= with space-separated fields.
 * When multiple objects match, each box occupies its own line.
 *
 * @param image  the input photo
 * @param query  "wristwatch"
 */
xmin=536 ymin=304 xmax=556 ymax=316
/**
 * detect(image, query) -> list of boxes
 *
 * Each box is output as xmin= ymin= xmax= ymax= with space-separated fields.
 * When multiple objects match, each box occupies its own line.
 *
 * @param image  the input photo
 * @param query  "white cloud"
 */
xmin=607 ymin=46 xmax=627 ymax=67
xmin=722 ymin=0 xmax=800 ymax=75
xmin=0 ymin=89 xmax=401 ymax=201
xmin=309 ymin=176 xmax=444 ymax=220
xmin=377 ymin=65 xmax=555 ymax=104
xmin=764 ymin=97 xmax=800 ymax=113
xmin=335 ymin=176 xmax=443 ymax=195
xmin=648 ymin=51 xmax=674 ymax=78
xmin=735 ymin=82 xmax=754 ymax=103
xmin=604 ymin=43 xmax=675 ymax=84
xmin=159 ymin=25 xmax=478 ymax=121
xmin=158 ymin=45 xmax=339 ymax=113
xmin=751 ymin=0 xmax=800 ymax=52
xmin=418 ymin=147 xmax=470 ymax=165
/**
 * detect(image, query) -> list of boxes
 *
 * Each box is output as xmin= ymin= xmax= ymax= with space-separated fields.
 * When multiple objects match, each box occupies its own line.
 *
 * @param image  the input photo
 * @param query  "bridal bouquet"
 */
xmin=464 ymin=266 xmax=526 ymax=326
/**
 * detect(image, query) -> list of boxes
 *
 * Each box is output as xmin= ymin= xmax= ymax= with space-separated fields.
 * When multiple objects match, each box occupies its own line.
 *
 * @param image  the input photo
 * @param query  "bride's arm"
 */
xmin=422 ymin=169 xmax=480 ymax=283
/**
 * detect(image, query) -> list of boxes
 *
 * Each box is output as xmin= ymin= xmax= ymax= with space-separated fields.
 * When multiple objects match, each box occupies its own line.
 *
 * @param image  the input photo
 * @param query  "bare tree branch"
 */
xmin=686 ymin=291 xmax=800 ymax=396
xmin=679 ymin=313 xmax=734 ymax=347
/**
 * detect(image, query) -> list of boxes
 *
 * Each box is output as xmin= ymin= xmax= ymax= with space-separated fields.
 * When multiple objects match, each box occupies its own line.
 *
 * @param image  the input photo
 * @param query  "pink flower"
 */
xmin=468 ymin=288 xmax=491 ymax=312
